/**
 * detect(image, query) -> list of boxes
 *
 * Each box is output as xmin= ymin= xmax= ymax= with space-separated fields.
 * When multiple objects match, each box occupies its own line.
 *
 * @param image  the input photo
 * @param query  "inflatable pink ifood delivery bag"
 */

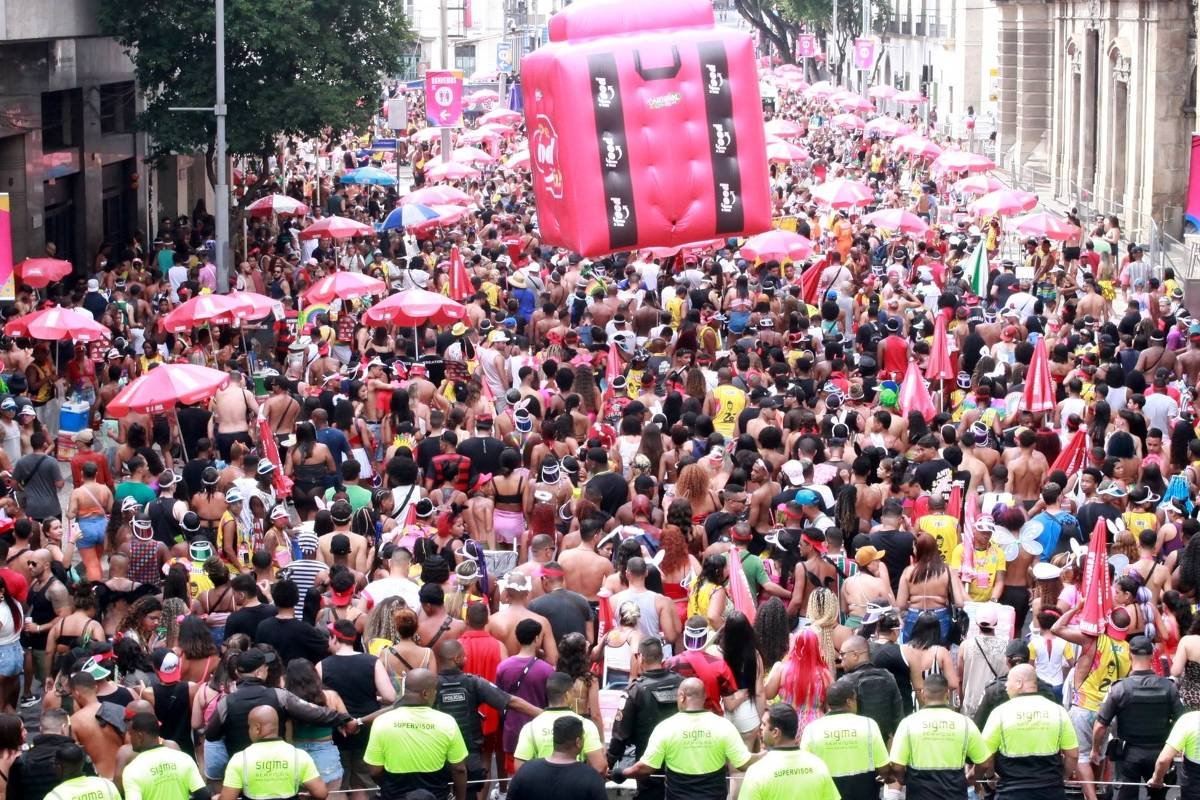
xmin=520 ymin=0 xmax=771 ymax=257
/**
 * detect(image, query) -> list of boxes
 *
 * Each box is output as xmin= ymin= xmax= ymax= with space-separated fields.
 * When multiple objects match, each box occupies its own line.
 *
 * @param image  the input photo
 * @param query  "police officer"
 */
xmin=799 ymin=677 xmax=891 ymax=800
xmin=741 ymin=703 xmax=838 ymax=800
xmin=44 ymin=743 xmax=120 ymax=800
xmin=1149 ymin=704 xmax=1200 ymax=797
xmin=220 ymin=706 xmax=327 ymax=800
xmin=204 ymin=650 xmax=354 ymax=759
xmin=606 ymin=637 xmax=684 ymax=800
xmin=433 ymin=640 xmax=541 ymax=796
xmin=364 ymin=668 xmax=469 ymax=800
xmin=980 ymin=664 xmax=1078 ymax=800
xmin=889 ymin=673 xmax=992 ymax=799
xmin=613 ymin=677 xmax=755 ymax=800
xmin=1091 ymin=635 xmax=1183 ymax=800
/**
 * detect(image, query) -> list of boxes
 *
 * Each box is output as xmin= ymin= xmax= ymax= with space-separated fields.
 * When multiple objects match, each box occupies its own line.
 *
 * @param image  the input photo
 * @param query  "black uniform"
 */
xmin=1097 ymin=669 xmax=1184 ymax=800
xmin=434 ymin=667 xmax=515 ymax=781
xmin=606 ymin=666 xmax=683 ymax=800
xmin=204 ymin=677 xmax=350 ymax=757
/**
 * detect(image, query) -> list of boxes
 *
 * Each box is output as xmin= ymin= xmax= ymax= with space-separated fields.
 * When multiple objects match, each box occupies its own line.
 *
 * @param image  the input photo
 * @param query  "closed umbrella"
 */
xmin=860 ymin=208 xmax=928 ymax=235
xmin=739 ymin=230 xmax=814 ymax=262
xmin=1078 ymin=518 xmax=1113 ymax=636
xmin=245 ymin=194 xmax=309 ymax=217
xmin=1022 ymin=337 xmax=1055 ymax=413
xmin=15 ymin=258 xmax=72 ymax=289
xmin=299 ymin=216 xmax=374 ymax=240
xmin=899 ymin=362 xmax=936 ymax=421
xmin=447 ymin=246 xmax=472 ymax=301
xmin=925 ymin=314 xmax=954 ymax=382
xmin=302 ymin=272 xmax=387 ymax=304
xmin=1050 ymin=427 xmax=1089 ymax=480
xmin=4 ymin=307 xmax=110 ymax=343
xmin=811 ymin=178 xmax=874 ymax=208
xmin=107 ymin=364 xmax=230 ymax=417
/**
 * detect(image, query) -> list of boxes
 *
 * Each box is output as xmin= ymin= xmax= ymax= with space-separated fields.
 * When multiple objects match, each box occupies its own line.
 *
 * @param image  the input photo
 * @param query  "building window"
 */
xmin=455 ymin=44 xmax=476 ymax=75
xmin=99 ymin=82 xmax=135 ymax=134
xmin=41 ymin=90 xmax=80 ymax=151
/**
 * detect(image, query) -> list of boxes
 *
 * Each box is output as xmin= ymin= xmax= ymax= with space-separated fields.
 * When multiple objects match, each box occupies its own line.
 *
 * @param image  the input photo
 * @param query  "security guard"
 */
xmin=365 ymin=668 xmax=468 ymax=800
xmin=606 ymin=637 xmax=684 ymax=800
xmin=122 ymin=712 xmax=209 ymax=800
xmin=1149 ymin=707 xmax=1200 ymax=797
xmin=980 ymin=664 xmax=1078 ymax=800
xmin=613 ymin=677 xmax=755 ymax=800
xmin=513 ymin=672 xmax=606 ymax=773
xmin=1092 ymin=634 xmax=1183 ymax=800
xmin=220 ymin=706 xmax=327 ymax=800
xmin=45 ymin=743 xmax=121 ymax=800
xmin=740 ymin=703 xmax=839 ymax=800
xmin=890 ymin=673 xmax=992 ymax=799
xmin=799 ymin=678 xmax=890 ymax=800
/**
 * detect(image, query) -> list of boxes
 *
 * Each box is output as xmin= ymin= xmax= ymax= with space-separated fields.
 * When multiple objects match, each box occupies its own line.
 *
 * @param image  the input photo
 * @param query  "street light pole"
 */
xmin=214 ymin=0 xmax=229 ymax=293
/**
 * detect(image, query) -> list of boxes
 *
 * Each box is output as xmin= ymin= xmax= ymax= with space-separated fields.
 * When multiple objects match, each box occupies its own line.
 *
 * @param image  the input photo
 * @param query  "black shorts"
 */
xmin=1064 ymin=246 xmax=1081 ymax=261
xmin=214 ymin=431 xmax=253 ymax=461
xmin=465 ymin=752 xmax=488 ymax=783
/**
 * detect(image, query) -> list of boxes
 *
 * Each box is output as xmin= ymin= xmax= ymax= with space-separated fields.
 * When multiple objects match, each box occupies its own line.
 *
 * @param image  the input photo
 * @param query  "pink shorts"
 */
xmin=493 ymin=509 xmax=527 ymax=544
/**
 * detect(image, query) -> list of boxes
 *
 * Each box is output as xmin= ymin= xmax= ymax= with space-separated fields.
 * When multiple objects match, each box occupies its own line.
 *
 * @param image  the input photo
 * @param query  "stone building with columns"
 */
xmin=996 ymin=0 xmax=1194 ymax=240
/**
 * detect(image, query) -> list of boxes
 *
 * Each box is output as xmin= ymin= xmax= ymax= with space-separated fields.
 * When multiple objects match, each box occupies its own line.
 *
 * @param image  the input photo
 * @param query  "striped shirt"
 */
xmin=280 ymin=558 xmax=329 ymax=615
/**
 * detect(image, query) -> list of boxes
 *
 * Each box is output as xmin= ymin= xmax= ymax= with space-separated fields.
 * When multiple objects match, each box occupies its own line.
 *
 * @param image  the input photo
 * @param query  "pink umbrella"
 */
xmin=447 ymin=246 xmax=472 ymax=301
xmin=504 ymin=149 xmax=530 ymax=170
xmin=1022 ymin=337 xmax=1055 ymax=413
xmin=426 ymin=161 xmax=481 ymax=182
xmin=969 ymin=188 xmax=1038 ymax=217
xmin=864 ymin=117 xmax=912 ymax=138
xmin=159 ymin=294 xmax=247 ymax=333
xmin=899 ymin=362 xmax=936 ymax=422
xmin=860 ymin=208 xmax=928 ymax=235
xmin=1010 ymin=211 xmax=1080 ymax=241
xmin=810 ymin=178 xmax=874 ymax=208
xmin=227 ymin=291 xmax=278 ymax=321
xmin=831 ymin=91 xmax=873 ymax=113
xmin=409 ymin=128 xmax=442 ymax=144
xmin=925 ymin=314 xmax=954 ymax=381
xmin=739 ymin=230 xmax=814 ymax=263
xmin=831 ymin=113 xmax=865 ymax=131
xmin=299 ymin=215 xmax=374 ymax=240
xmin=766 ymin=139 xmax=810 ymax=164
xmin=953 ymin=174 xmax=1005 ymax=195
xmin=764 ymin=118 xmax=804 ymax=139
xmin=641 ymin=239 xmax=725 ymax=259
xmin=464 ymin=90 xmax=500 ymax=107
xmin=450 ymin=146 xmax=497 ymax=165
xmin=931 ymin=151 xmax=996 ymax=175
xmin=1078 ymin=518 xmax=1112 ymax=637
xmin=245 ymin=194 xmax=309 ymax=217
xmin=363 ymin=288 xmax=468 ymax=327
xmin=479 ymin=108 xmax=522 ymax=126
xmin=401 ymin=186 xmax=473 ymax=207
xmin=895 ymin=90 xmax=928 ymax=105
xmin=807 ymin=80 xmax=837 ymax=95
xmin=893 ymin=134 xmax=943 ymax=159
xmin=107 ymin=364 xmax=230 ymax=417
xmin=478 ymin=123 xmax=518 ymax=139
xmin=431 ymin=205 xmax=471 ymax=225
xmin=460 ymin=127 xmax=504 ymax=145
xmin=4 ymin=307 xmax=110 ymax=343
xmin=302 ymin=272 xmax=387 ymax=304
xmin=15 ymin=258 xmax=72 ymax=289
xmin=867 ymin=85 xmax=899 ymax=101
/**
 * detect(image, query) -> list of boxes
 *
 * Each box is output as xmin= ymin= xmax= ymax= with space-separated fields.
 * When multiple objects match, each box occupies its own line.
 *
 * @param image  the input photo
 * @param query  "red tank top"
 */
xmin=881 ymin=335 xmax=908 ymax=374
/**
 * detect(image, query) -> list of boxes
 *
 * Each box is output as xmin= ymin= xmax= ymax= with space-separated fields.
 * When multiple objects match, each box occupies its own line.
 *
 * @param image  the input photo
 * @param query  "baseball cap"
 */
xmin=1128 ymin=635 xmax=1155 ymax=655
xmin=154 ymin=650 xmax=183 ymax=684
xmin=74 ymin=429 xmax=94 ymax=445
xmin=854 ymin=546 xmax=886 ymax=569
xmin=237 ymin=649 xmax=268 ymax=673
xmin=1004 ymin=639 xmax=1031 ymax=662
xmin=793 ymin=489 xmax=820 ymax=506
xmin=976 ymin=605 xmax=999 ymax=628
xmin=780 ymin=460 xmax=805 ymax=485
xmin=0 ymin=398 xmax=15 ymax=412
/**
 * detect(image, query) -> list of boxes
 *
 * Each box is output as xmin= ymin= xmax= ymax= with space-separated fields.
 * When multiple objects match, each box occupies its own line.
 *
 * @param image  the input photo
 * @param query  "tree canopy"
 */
xmin=99 ymin=0 xmax=411 ymax=182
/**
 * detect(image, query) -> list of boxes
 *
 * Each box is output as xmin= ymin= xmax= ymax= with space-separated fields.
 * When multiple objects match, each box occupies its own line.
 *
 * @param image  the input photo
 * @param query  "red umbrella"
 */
xmin=1079 ymin=518 xmax=1112 ymax=637
xmin=106 ymin=364 xmax=229 ymax=417
xmin=227 ymin=291 xmax=278 ymax=321
xmin=1022 ymin=337 xmax=1055 ymax=413
xmin=899 ymin=362 xmax=936 ymax=421
xmin=740 ymin=230 xmax=814 ymax=262
xmin=245 ymin=194 xmax=309 ymax=217
xmin=947 ymin=483 xmax=964 ymax=522
xmin=299 ymin=215 xmax=374 ymax=240
xmin=15 ymin=258 xmax=72 ymax=289
xmin=799 ymin=260 xmax=823 ymax=305
xmin=1051 ymin=427 xmax=1089 ymax=479
xmin=4 ymin=307 xmax=110 ymax=343
xmin=159 ymin=294 xmax=247 ymax=333
xmin=605 ymin=342 xmax=623 ymax=383
xmin=302 ymin=272 xmax=387 ymax=305
xmin=925 ymin=314 xmax=954 ymax=381
xmin=257 ymin=417 xmax=293 ymax=498
xmin=447 ymin=246 xmax=472 ymax=302
xmin=1010 ymin=211 xmax=1080 ymax=241
xmin=363 ymin=287 xmax=467 ymax=327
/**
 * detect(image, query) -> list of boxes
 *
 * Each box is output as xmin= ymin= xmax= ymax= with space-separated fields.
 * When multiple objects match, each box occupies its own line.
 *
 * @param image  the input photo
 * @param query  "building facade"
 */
xmin=406 ymin=0 xmax=563 ymax=77
xmin=0 ymin=0 xmax=146 ymax=269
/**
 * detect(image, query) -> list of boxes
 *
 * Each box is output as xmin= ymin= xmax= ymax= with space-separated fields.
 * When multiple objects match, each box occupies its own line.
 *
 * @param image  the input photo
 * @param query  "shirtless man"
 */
xmin=415 ymin=582 xmax=466 ymax=647
xmin=407 ymin=363 xmax=449 ymax=412
xmin=1129 ymin=529 xmax=1171 ymax=603
xmin=317 ymin=500 xmax=371 ymax=574
xmin=210 ymin=370 xmax=258 ymax=462
xmin=849 ymin=457 xmax=884 ymax=534
xmin=1136 ymin=331 xmax=1177 ymax=376
xmin=487 ymin=572 xmax=558 ymax=662
xmin=1177 ymin=330 xmax=1200 ymax=385
xmin=69 ymin=671 xmax=125 ymax=779
xmin=1006 ymin=428 xmax=1049 ymax=508
xmin=1075 ymin=279 xmax=1109 ymax=324
xmin=841 ymin=547 xmax=895 ymax=628
xmin=957 ymin=430 xmax=992 ymax=496
xmin=747 ymin=459 xmax=781 ymax=535
xmin=262 ymin=377 xmax=301 ymax=444
xmin=746 ymin=396 xmax=784 ymax=443
xmin=557 ymin=520 xmax=612 ymax=601
xmin=512 ymin=534 xmax=555 ymax=600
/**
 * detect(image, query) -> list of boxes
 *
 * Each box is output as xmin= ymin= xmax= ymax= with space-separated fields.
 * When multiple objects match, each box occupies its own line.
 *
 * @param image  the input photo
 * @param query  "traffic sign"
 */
xmin=371 ymin=138 xmax=398 ymax=151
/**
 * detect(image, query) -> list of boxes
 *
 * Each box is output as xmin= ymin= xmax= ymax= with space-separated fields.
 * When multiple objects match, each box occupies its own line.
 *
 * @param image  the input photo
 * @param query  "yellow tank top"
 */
xmin=711 ymin=384 xmax=746 ymax=438
xmin=1073 ymin=635 xmax=1130 ymax=712
xmin=667 ymin=296 xmax=686 ymax=330
xmin=687 ymin=580 xmax=720 ymax=620
xmin=1123 ymin=511 xmax=1158 ymax=539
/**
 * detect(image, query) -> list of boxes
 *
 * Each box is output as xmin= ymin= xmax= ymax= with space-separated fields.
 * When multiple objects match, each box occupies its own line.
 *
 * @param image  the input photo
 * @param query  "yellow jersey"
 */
xmin=918 ymin=514 xmax=960 ymax=563
xmin=1073 ymin=635 xmax=1131 ymax=712
xmin=711 ymin=384 xmax=747 ymax=439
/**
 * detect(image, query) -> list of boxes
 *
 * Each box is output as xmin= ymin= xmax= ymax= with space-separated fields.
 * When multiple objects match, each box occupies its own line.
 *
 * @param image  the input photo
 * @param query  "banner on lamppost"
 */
xmin=853 ymin=37 xmax=878 ymax=71
xmin=424 ymin=70 xmax=463 ymax=127
xmin=0 ymin=194 xmax=12 ymax=301
xmin=795 ymin=34 xmax=818 ymax=59
xmin=497 ymin=42 xmax=513 ymax=74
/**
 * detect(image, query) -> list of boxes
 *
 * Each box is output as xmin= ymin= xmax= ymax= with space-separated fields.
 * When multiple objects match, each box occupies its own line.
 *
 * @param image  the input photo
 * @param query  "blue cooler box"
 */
xmin=59 ymin=401 xmax=90 ymax=433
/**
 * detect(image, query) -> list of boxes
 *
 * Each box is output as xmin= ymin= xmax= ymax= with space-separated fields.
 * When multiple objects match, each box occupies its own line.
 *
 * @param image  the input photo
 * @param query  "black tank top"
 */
xmin=147 ymin=496 xmax=182 ymax=547
xmin=154 ymin=680 xmax=195 ymax=758
xmin=319 ymin=653 xmax=381 ymax=718
xmin=26 ymin=578 xmax=55 ymax=648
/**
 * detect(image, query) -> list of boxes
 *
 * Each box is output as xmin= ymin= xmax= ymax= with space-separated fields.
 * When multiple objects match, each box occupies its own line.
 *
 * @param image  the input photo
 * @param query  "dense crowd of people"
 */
xmin=0 ymin=68 xmax=1199 ymax=800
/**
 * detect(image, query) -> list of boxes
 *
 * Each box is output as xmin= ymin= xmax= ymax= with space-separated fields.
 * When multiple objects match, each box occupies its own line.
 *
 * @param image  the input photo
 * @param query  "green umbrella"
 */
xmin=1090 ymin=236 xmax=1112 ymax=255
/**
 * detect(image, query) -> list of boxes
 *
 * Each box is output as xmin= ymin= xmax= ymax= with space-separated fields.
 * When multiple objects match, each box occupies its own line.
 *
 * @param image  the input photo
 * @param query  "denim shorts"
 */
xmin=296 ymin=740 xmax=343 ymax=784
xmin=76 ymin=517 xmax=107 ymax=549
xmin=0 ymin=641 xmax=21 ymax=677
xmin=203 ymin=738 xmax=229 ymax=781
